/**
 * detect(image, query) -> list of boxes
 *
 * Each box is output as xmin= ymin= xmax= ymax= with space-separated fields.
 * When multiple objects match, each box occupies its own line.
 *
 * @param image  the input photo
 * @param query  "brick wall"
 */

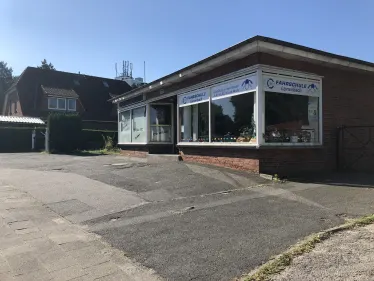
xmin=179 ymin=147 xmax=260 ymax=172
xmin=119 ymin=147 xmax=148 ymax=158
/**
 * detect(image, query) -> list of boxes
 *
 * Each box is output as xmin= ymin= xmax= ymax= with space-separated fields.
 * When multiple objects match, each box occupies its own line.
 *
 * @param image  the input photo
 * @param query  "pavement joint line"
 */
xmin=88 ymin=183 xmax=325 ymax=231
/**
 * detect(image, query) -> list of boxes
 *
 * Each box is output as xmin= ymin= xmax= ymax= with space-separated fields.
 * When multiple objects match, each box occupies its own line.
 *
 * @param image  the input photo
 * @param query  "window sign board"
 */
xmin=211 ymin=74 xmax=257 ymax=100
xmin=263 ymin=75 xmax=321 ymax=97
xmin=178 ymin=88 xmax=209 ymax=107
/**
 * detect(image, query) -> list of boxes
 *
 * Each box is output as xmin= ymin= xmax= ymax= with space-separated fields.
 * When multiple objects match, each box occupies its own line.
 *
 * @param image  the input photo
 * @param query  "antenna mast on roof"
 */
xmin=115 ymin=63 xmax=118 ymax=78
xmin=130 ymin=63 xmax=133 ymax=78
xmin=144 ymin=61 xmax=146 ymax=83
xmin=122 ymin=61 xmax=125 ymax=77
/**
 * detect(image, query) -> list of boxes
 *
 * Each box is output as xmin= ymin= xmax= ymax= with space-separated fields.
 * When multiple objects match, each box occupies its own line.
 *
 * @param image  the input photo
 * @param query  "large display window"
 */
xmin=178 ymin=74 xmax=257 ymax=144
xmin=180 ymin=102 xmax=209 ymax=142
xmin=265 ymin=94 xmax=319 ymax=143
xmin=263 ymin=73 xmax=321 ymax=145
xmin=211 ymin=92 xmax=255 ymax=143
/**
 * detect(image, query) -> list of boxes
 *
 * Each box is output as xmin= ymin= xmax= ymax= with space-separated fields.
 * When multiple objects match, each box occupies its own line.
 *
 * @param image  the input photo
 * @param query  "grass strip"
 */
xmin=241 ymin=214 xmax=374 ymax=281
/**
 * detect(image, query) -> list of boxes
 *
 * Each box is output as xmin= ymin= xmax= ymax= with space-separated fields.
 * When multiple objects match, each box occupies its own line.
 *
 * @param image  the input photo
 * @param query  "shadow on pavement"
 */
xmin=289 ymin=172 xmax=374 ymax=188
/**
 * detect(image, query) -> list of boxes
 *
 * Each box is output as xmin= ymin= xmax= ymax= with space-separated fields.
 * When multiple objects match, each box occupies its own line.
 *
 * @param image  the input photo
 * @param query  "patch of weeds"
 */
xmin=242 ymin=214 xmax=374 ymax=281
xmin=272 ymin=174 xmax=287 ymax=183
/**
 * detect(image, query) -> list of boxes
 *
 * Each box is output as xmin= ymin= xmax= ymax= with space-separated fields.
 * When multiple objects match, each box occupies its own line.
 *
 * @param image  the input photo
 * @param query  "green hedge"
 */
xmin=48 ymin=113 xmax=82 ymax=153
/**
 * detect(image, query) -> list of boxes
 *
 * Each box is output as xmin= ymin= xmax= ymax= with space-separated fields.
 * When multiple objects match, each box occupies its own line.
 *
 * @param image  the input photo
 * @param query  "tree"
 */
xmin=0 ymin=61 xmax=14 ymax=110
xmin=38 ymin=59 xmax=56 ymax=70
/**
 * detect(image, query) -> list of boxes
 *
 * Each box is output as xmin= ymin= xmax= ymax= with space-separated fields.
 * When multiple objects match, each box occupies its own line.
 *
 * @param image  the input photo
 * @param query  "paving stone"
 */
xmin=0 ymin=225 xmax=15 ymax=237
xmin=8 ymin=220 xmax=35 ymax=230
xmin=13 ymin=268 xmax=53 ymax=281
xmin=0 ymin=260 xmax=11 ymax=273
xmin=0 ymin=236 xmax=25 ymax=251
xmin=94 ymin=271 xmax=132 ymax=281
xmin=6 ymin=252 xmax=42 ymax=275
xmin=26 ymin=238 xmax=60 ymax=254
xmin=83 ymin=262 xmax=120 ymax=280
xmin=15 ymin=227 xmax=40 ymax=235
xmin=18 ymin=231 xmax=45 ymax=242
xmin=59 ymin=241 xmax=92 ymax=252
xmin=0 ymin=272 xmax=15 ymax=281
xmin=48 ymin=233 xmax=86 ymax=245
xmin=1 ymin=243 xmax=35 ymax=257
xmin=38 ymin=250 xmax=77 ymax=272
xmin=50 ymin=265 xmax=88 ymax=281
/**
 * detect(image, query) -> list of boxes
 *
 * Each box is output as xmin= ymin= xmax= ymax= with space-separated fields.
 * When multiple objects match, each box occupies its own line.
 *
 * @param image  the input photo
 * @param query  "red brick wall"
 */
xmin=119 ymin=147 xmax=148 ymax=158
xmin=179 ymin=148 xmax=260 ymax=172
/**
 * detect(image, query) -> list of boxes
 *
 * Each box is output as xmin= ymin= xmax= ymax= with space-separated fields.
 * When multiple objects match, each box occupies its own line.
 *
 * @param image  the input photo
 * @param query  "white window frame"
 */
xmin=67 ymin=99 xmax=76 ymax=111
xmin=175 ymin=65 xmax=323 ymax=147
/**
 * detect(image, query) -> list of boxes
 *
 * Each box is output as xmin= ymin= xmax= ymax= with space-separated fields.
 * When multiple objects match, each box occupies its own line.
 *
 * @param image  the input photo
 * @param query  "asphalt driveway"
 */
xmin=1 ymin=153 xmax=374 ymax=281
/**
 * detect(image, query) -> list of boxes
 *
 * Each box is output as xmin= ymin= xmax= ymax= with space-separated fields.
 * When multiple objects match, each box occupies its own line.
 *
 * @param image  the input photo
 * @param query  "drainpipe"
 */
xmin=45 ymin=125 xmax=50 ymax=153
xmin=32 ymin=129 xmax=36 ymax=150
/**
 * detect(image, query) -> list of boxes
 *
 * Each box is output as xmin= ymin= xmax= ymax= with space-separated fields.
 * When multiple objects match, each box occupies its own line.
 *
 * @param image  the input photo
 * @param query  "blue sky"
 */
xmin=1 ymin=0 xmax=373 ymax=81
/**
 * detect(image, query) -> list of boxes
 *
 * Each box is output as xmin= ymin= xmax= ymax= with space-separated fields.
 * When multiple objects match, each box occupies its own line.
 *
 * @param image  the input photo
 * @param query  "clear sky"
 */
xmin=1 ymin=0 xmax=373 ymax=81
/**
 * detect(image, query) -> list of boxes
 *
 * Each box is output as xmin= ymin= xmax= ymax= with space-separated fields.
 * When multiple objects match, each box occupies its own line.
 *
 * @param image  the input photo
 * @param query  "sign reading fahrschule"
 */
xmin=178 ymin=88 xmax=210 ymax=107
xmin=263 ymin=75 xmax=320 ymax=96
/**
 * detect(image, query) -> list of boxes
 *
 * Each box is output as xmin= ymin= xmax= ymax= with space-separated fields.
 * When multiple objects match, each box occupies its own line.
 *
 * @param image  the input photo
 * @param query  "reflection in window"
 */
xmin=57 ymin=98 xmax=66 ymax=110
xmin=48 ymin=98 xmax=57 ymax=109
xmin=132 ymin=106 xmax=146 ymax=143
xmin=118 ymin=111 xmax=131 ymax=143
xmin=265 ymin=92 xmax=319 ymax=143
xmin=180 ymin=102 xmax=209 ymax=142
xmin=211 ymin=92 xmax=255 ymax=143
xmin=67 ymin=99 xmax=76 ymax=111
xmin=150 ymin=104 xmax=172 ymax=142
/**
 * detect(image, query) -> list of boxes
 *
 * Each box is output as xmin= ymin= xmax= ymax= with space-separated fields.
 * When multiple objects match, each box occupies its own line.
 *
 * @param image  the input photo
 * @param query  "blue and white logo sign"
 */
xmin=212 ymin=75 xmax=257 ymax=100
xmin=307 ymin=83 xmax=319 ymax=94
xmin=264 ymin=75 xmax=320 ymax=96
xmin=178 ymin=88 xmax=209 ymax=107
xmin=267 ymin=78 xmax=275 ymax=89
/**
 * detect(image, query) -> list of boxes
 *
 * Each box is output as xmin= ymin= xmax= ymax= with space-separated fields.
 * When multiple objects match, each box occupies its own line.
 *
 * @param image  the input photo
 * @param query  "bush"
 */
xmin=48 ymin=113 xmax=82 ymax=153
xmin=80 ymin=130 xmax=117 ymax=150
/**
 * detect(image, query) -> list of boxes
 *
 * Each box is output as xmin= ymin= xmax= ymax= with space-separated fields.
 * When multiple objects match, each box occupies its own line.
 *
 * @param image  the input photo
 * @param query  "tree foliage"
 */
xmin=0 ymin=61 xmax=14 ymax=109
xmin=38 ymin=59 xmax=56 ymax=70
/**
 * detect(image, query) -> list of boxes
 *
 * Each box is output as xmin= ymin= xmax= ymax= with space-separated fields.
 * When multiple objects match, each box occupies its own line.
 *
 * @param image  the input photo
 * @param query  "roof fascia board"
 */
xmin=113 ymin=42 xmax=259 ymax=103
xmin=259 ymin=41 xmax=374 ymax=72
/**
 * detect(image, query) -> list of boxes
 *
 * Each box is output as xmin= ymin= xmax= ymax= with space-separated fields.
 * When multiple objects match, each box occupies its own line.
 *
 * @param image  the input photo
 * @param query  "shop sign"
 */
xmin=178 ymin=88 xmax=209 ymax=107
xmin=264 ymin=75 xmax=320 ymax=96
xmin=211 ymin=75 xmax=257 ymax=100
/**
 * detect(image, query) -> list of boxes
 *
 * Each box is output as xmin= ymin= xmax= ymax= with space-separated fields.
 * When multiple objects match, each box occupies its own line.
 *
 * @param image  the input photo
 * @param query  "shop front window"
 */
xmin=264 ymin=92 xmax=319 ymax=143
xmin=211 ymin=92 xmax=256 ymax=143
xmin=179 ymin=102 xmax=209 ymax=142
xmin=150 ymin=104 xmax=172 ymax=142
xmin=118 ymin=106 xmax=147 ymax=144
